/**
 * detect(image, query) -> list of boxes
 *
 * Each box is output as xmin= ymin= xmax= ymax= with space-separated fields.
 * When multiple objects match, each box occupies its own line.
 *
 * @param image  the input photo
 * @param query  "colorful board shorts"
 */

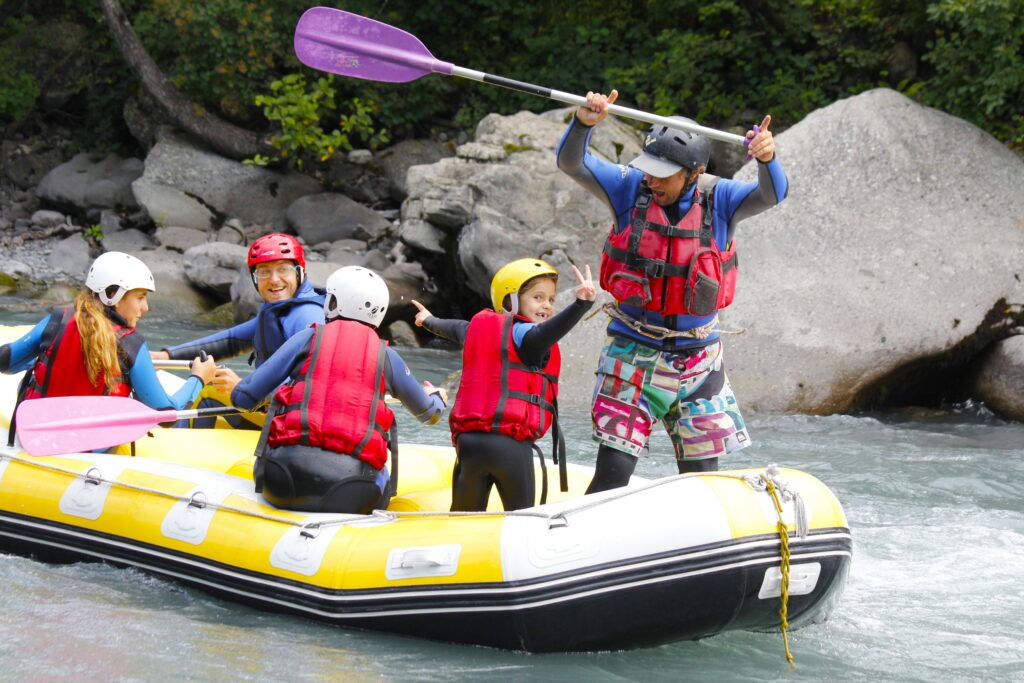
xmin=591 ymin=335 xmax=750 ymax=461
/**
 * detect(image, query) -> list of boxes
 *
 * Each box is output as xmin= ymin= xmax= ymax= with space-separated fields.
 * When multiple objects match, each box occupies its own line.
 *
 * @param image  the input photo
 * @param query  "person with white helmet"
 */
xmin=556 ymin=89 xmax=788 ymax=490
xmin=150 ymin=233 xmax=325 ymax=429
xmin=1 ymin=251 xmax=217 ymax=446
xmin=230 ymin=266 xmax=447 ymax=514
xmin=411 ymin=258 xmax=596 ymax=512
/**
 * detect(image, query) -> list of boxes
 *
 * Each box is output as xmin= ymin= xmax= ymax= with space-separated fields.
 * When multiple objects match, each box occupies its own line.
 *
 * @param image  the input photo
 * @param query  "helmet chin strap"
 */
xmin=509 ymin=292 xmax=519 ymax=316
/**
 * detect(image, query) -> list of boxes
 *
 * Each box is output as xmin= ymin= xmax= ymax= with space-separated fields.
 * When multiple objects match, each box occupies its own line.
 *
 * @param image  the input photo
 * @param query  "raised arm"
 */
xmin=384 ymin=348 xmax=445 ymax=425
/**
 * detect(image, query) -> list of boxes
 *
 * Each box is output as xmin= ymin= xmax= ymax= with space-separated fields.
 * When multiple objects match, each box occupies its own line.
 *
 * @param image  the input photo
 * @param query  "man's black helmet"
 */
xmin=629 ymin=117 xmax=711 ymax=178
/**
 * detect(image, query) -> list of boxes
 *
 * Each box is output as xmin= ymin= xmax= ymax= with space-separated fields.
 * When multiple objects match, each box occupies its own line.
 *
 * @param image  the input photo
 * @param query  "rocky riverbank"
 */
xmin=3 ymin=88 xmax=1023 ymax=419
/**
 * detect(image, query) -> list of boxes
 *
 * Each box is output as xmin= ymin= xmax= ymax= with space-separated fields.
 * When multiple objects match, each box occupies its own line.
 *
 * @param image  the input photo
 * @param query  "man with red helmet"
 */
xmin=152 ymin=233 xmax=325 ymax=428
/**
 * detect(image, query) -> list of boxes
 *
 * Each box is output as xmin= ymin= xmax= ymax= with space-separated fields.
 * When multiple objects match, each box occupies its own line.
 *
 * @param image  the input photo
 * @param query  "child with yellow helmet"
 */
xmin=412 ymin=258 xmax=596 ymax=511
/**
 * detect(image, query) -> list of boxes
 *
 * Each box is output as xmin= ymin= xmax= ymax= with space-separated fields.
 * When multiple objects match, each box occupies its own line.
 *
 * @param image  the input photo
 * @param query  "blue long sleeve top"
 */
xmin=0 ymin=312 xmax=203 ymax=411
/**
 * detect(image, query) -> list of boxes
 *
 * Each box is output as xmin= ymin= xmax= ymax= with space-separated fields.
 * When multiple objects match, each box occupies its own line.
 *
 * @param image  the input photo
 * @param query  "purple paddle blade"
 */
xmin=294 ymin=7 xmax=454 ymax=83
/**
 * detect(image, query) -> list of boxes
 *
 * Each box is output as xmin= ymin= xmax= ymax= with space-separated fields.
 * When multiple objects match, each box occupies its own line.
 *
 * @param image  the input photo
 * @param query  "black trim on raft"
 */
xmin=0 ymin=510 xmax=851 ymax=652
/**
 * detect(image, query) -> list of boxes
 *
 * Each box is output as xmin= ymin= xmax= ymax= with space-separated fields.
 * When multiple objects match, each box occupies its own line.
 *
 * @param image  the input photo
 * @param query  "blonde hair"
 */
xmin=74 ymin=289 xmax=123 ymax=390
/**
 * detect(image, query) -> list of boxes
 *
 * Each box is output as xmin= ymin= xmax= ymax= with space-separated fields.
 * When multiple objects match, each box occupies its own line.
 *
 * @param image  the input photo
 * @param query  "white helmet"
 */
xmin=324 ymin=266 xmax=389 ymax=328
xmin=85 ymin=251 xmax=156 ymax=306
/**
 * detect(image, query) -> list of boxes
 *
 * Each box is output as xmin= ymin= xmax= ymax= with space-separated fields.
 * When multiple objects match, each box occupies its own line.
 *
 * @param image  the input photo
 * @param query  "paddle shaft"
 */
xmin=153 ymin=359 xmax=194 ymax=369
xmin=450 ymin=66 xmax=746 ymax=145
xmin=295 ymin=15 xmax=746 ymax=146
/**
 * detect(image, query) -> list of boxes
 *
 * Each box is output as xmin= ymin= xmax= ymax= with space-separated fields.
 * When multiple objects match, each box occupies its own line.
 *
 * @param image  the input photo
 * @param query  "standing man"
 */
xmin=556 ymin=90 xmax=787 ymax=492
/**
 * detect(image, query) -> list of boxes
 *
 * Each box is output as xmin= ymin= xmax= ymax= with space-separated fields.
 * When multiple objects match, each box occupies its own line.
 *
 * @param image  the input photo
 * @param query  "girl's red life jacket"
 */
xmin=449 ymin=310 xmax=560 ymax=443
xmin=24 ymin=306 xmax=133 ymax=400
xmin=599 ymin=188 xmax=738 ymax=316
xmin=268 ymin=320 xmax=394 ymax=470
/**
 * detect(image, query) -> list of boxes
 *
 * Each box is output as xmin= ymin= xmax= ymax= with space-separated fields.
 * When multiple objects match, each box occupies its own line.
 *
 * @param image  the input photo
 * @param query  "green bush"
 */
xmin=2 ymin=0 xmax=1021 ymax=154
xmin=249 ymin=74 xmax=388 ymax=169
xmin=922 ymin=0 xmax=1024 ymax=147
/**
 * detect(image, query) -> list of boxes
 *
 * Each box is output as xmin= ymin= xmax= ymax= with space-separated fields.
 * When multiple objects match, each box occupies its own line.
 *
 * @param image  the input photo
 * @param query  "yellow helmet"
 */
xmin=489 ymin=258 xmax=559 ymax=312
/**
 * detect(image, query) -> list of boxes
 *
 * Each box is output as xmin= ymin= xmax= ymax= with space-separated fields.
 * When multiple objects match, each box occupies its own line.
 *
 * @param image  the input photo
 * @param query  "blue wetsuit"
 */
xmin=0 ymin=312 xmax=203 ymax=411
xmin=556 ymin=117 xmax=788 ymax=350
xmin=163 ymin=279 xmax=325 ymax=366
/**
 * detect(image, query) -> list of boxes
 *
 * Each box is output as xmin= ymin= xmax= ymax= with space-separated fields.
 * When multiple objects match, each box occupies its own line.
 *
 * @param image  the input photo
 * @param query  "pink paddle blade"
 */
xmin=294 ymin=6 xmax=453 ymax=83
xmin=15 ymin=396 xmax=177 ymax=457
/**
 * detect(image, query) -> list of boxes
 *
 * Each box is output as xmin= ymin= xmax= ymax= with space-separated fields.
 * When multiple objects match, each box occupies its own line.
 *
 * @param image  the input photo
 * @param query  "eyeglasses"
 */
xmin=253 ymin=264 xmax=298 ymax=281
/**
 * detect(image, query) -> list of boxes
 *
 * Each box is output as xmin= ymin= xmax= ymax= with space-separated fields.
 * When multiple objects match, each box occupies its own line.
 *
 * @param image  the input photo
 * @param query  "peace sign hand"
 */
xmin=744 ymin=114 xmax=775 ymax=162
xmin=411 ymin=299 xmax=433 ymax=327
xmin=573 ymin=264 xmax=597 ymax=302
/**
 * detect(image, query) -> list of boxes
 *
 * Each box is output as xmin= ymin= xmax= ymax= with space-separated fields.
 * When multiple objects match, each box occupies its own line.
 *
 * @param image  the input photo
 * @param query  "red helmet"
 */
xmin=247 ymin=233 xmax=306 ymax=286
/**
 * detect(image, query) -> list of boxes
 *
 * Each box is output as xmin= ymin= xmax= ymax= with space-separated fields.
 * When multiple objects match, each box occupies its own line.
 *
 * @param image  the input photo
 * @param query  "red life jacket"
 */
xmin=24 ymin=307 xmax=134 ymax=400
xmin=268 ymin=320 xmax=395 ymax=470
xmin=599 ymin=188 xmax=738 ymax=316
xmin=449 ymin=310 xmax=560 ymax=443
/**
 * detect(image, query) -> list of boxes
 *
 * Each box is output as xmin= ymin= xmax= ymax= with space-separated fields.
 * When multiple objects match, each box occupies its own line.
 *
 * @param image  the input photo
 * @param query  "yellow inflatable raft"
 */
xmin=0 ymin=326 xmax=851 ymax=652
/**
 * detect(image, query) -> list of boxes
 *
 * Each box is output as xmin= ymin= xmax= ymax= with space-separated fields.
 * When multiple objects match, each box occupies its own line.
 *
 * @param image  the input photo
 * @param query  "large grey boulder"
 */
xmin=286 ymin=193 xmax=392 ymax=244
xmin=402 ymin=108 xmax=641 ymax=301
xmin=229 ymin=260 xmax=437 ymax=326
xmin=560 ymin=89 xmax=1024 ymax=415
xmin=973 ymin=335 xmax=1024 ymax=421
xmin=37 ymin=153 xmax=143 ymax=210
xmin=134 ymin=248 xmax=218 ymax=317
xmin=182 ymin=242 xmax=248 ymax=300
xmin=47 ymin=233 xmax=92 ymax=277
xmin=371 ymin=139 xmax=454 ymax=200
xmin=132 ymin=129 xmax=321 ymax=231
xmin=722 ymin=88 xmax=1024 ymax=413
xmin=102 ymin=228 xmax=156 ymax=252
xmin=155 ymin=226 xmax=209 ymax=252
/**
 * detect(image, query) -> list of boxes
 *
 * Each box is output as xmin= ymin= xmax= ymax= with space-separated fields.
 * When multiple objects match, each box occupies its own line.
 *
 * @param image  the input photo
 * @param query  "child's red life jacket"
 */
xmin=449 ymin=310 xmax=559 ymax=443
xmin=24 ymin=307 xmax=133 ymax=400
xmin=600 ymin=188 xmax=738 ymax=316
xmin=269 ymin=320 xmax=394 ymax=470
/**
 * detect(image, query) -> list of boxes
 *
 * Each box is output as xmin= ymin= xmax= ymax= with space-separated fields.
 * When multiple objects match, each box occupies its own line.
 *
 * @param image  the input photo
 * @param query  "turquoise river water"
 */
xmin=0 ymin=310 xmax=1022 ymax=682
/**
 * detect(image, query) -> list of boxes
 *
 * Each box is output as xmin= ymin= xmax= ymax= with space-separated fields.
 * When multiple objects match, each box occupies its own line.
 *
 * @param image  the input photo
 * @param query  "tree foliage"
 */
xmin=1 ymin=0 xmax=1021 ymax=153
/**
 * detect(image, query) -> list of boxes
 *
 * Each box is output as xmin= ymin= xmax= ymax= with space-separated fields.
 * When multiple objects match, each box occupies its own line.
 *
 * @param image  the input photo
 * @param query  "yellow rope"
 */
xmin=763 ymin=476 xmax=796 ymax=670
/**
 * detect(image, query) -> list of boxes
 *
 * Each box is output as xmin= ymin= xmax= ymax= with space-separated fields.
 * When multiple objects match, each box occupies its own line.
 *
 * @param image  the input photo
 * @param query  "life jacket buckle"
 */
xmin=646 ymin=261 xmax=665 ymax=278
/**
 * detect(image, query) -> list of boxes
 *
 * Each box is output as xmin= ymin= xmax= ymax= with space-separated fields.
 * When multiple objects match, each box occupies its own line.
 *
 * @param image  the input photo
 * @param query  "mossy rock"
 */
xmin=198 ymin=301 xmax=235 ymax=326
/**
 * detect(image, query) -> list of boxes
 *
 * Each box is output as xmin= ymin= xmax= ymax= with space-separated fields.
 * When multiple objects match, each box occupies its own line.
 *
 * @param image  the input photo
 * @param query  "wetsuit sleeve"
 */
xmin=383 ymin=347 xmax=445 ymax=425
xmin=422 ymin=316 xmax=470 ymax=346
xmin=514 ymin=298 xmax=595 ymax=368
xmin=129 ymin=342 xmax=204 ymax=411
xmin=164 ymin=318 xmax=257 ymax=362
xmin=0 ymin=315 xmax=51 ymax=373
xmin=718 ymin=157 xmax=789 ymax=238
xmin=231 ymin=327 xmax=314 ymax=410
xmin=555 ymin=117 xmax=642 ymax=229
